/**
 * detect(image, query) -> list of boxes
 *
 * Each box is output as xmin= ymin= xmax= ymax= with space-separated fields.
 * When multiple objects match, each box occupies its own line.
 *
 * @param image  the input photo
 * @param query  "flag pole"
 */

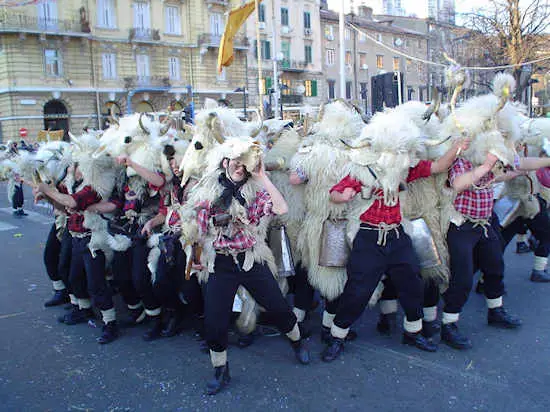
xmin=255 ymin=0 xmax=264 ymax=119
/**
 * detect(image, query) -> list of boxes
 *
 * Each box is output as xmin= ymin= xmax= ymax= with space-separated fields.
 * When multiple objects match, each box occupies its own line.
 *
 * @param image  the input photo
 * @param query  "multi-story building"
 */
xmin=0 ymin=0 xmax=249 ymax=142
xmin=321 ymin=5 xmax=428 ymax=113
xmin=244 ymin=0 xmax=324 ymax=117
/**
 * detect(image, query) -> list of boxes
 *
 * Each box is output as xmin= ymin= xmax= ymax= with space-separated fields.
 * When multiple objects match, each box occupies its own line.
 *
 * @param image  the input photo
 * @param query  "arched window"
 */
xmin=43 ymin=99 xmax=69 ymax=140
xmin=135 ymin=100 xmax=154 ymax=113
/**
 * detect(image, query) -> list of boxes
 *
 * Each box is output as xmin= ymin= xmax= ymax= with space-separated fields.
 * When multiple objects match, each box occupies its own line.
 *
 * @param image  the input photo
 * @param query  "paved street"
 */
xmin=1 ymin=183 xmax=550 ymax=411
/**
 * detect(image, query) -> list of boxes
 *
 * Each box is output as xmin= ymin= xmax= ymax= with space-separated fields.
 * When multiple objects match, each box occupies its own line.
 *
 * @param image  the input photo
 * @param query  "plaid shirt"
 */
xmin=330 ymin=160 xmax=432 ymax=225
xmin=196 ymin=189 xmax=273 ymax=251
xmin=449 ymin=158 xmax=494 ymax=220
xmin=68 ymin=185 xmax=101 ymax=233
xmin=159 ymin=178 xmax=196 ymax=230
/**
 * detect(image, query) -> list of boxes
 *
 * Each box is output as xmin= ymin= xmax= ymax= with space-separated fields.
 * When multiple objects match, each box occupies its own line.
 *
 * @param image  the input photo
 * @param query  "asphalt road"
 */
xmin=1 ymin=184 xmax=550 ymax=411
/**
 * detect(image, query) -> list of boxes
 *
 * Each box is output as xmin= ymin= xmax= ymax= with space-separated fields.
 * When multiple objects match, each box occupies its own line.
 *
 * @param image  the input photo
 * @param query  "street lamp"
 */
xmin=279 ymin=84 xmax=289 ymax=119
xmin=234 ymin=87 xmax=247 ymax=120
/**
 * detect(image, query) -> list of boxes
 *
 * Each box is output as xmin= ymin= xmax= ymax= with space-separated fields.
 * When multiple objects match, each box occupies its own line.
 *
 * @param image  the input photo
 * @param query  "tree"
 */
xmin=464 ymin=0 xmax=550 ymax=101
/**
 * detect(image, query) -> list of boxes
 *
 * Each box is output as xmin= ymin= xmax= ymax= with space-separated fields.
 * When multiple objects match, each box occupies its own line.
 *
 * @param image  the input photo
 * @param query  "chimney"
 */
xmin=358 ymin=6 xmax=373 ymax=19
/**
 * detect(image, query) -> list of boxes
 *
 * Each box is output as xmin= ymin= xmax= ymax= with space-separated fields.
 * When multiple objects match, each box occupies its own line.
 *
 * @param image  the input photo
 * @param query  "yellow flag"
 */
xmin=217 ymin=0 xmax=263 ymax=73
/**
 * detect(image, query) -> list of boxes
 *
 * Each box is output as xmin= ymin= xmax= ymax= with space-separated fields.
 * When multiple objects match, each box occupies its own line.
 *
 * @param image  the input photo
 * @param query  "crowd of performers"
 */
xmin=4 ymin=72 xmax=550 ymax=395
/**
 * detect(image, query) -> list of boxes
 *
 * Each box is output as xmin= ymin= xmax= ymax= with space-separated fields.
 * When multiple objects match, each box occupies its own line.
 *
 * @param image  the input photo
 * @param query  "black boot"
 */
xmin=475 ymin=280 xmax=485 ymax=294
xmin=488 ymin=307 xmax=522 ymax=328
xmin=422 ymin=320 xmax=440 ymax=339
xmin=128 ymin=306 xmax=146 ymax=326
xmin=97 ymin=321 xmax=119 ymax=344
xmin=44 ymin=289 xmax=69 ymax=307
xmin=441 ymin=322 xmax=472 ymax=350
xmin=516 ymin=241 xmax=531 ymax=254
xmin=237 ymin=333 xmax=255 ymax=348
xmin=321 ymin=326 xmax=358 ymax=343
xmin=376 ymin=313 xmax=397 ymax=336
xmin=206 ymin=363 xmax=231 ymax=395
xmin=530 ymin=269 xmax=550 ymax=283
xmin=58 ymin=304 xmax=78 ymax=323
xmin=402 ymin=331 xmax=438 ymax=352
xmin=161 ymin=308 xmax=183 ymax=337
xmin=321 ymin=337 xmax=345 ymax=362
xmin=143 ymin=315 xmax=164 ymax=341
xmin=290 ymin=339 xmax=310 ymax=365
xmin=63 ymin=307 xmax=94 ymax=325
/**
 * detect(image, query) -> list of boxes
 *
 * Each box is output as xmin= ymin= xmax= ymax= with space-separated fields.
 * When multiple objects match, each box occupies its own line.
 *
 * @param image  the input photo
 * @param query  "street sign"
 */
xmin=19 ymin=128 xmax=28 ymax=138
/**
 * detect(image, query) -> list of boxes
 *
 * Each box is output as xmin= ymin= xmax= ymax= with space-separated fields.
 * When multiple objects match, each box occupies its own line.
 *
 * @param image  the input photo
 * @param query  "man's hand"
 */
xmin=455 ymin=137 xmax=471 ymax=155
xmin=251 ymin=158 xmax=267 ymax=181
xmin=141 ymin=220 xmax=154 ymax=237
xmin=341 ymin=187 xmax=357 ymax=201
xmin=116 ymin=154 xmax=132 ymax=167
xmin=484 ymin=153 xmax=499 ymax=169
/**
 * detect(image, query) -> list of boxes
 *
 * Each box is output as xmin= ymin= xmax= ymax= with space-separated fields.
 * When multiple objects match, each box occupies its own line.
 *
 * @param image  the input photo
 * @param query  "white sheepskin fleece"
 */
xmin=309 ymin=100 xmax=365 ymax=145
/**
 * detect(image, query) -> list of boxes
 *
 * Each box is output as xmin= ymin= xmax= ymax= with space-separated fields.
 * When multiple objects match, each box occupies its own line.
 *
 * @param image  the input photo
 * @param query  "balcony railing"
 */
xmin=129 ymin=28 xmax=161 ymax=42
xmin=205 ymin=0 xmax=229 ymax=6
xmin=198 ymin=33 xmax=249 ymax=49
xmin=281 ymin=95 xmax=304 ymax=105
xmin=124 ymin=76 xmax=171 ymax=89
xmin=0 ymin=13 xmax=88 ymax=34
xmin=281 ymin=60 xmax=308 ymax=72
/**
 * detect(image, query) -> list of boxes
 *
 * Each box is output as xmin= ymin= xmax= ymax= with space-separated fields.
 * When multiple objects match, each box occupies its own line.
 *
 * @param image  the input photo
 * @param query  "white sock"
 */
xmin=442 ymin=312 xmax=459 ymax=324
xmin=69 ymin=294 xmax=78 ymax=305
xmin=330 ymin=323 xmax=349 ymax=339
xmin=52 ymin=280 xmax=65 ymax=291
xmin=210 ymin=350 xmax=227 ymax=367
xmin=379 ymin=299 xmax=398 ymax=315
xmin=101 ymin=308 xmax=116 ymax=323
xmin=78 ymin=298 xmax=91 ymax=310
xmin=292 ymin=307 xmax=306 ymax=323
xmin=517 ymin=234 xmax=529 ymax=243
xmin=322 ymin=311 xmax=336 ymax=328
xmin=127 ymin=302 xmax=143 ymax=310
xmin=486 ymin=296 xmax=503 ymax=309
xmin=403 ymin=318 xmax=422 ymax=333
xmin=423 ymin=306 xmax=437 ymax=322
xmin=286 ymin=322 xmax=300 ymax=342
xmin=145 ymin=307 xmax=161 ymax=317
xmin=533 ymin=256 xmax=547 ymax=271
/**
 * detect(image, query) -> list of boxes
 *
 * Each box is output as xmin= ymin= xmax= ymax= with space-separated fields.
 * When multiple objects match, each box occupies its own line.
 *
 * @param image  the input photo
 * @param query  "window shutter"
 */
xmin=311 ymin=80 xmax=317 ymax=97
xmin=266 ymin=77 xmax=272 ymax=90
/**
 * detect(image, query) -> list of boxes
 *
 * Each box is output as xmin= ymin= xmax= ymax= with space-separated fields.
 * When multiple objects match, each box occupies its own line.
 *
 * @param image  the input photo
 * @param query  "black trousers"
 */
xmin=69 ymin=236 xmax=112 ymax=311
xmin=44 ymin=224 xmax=72 ymax=289
xmin=288 ymin=264 xmax=315 ymax=312
xmin=501 ymin=196 xmax=550 ymax=258
xmin=443 ymin=222 xmax=505 ymax=314
xmin=11 ymin=184 xmax=23 ymax=209
xmin=379 ymin=275 xmax=440 ymax=309
xmin=205 ymin=253 xmax=297 ymax=353
xmin=333 ymin=226 xmax=424 ymax=330
xmin=112 ymin=237 xmax=159 ymax=310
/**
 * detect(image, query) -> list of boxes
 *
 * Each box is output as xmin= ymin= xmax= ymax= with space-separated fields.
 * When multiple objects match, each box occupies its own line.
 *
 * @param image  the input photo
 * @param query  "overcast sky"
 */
xmin=326 ymin=0 xmax=480 ymax=18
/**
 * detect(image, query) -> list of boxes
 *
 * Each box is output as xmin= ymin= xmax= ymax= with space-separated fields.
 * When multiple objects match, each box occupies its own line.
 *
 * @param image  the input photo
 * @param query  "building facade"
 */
xmin=0 ymin=0 xmax=249 ymax=142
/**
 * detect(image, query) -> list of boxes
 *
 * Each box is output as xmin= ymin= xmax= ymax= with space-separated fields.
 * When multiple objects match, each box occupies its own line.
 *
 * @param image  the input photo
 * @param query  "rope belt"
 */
xmin=465 ymin=216 xmax=491 ymax=238
xmin=69 ymin=231 xmax=90 ymax=239
xmin=360 ymin=222 xmax=401 ymax=246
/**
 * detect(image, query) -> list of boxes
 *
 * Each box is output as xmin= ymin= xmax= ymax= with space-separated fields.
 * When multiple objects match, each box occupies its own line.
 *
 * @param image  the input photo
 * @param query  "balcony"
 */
xmin=124 ymin=76 xmax=171 ymax=89
xmin=281 ymin=94 xmax=303 ymax=105
xmin=129 ymin=28 xmax=161 ymax=42
xmin=281 ymin=60 xmax=308 ymax=72
xmin=198 ymin=33 xmax=249 ymax=49
xmin=205 ymin=0 xmax=229 ymax=6
xmin=0 ymin=13 xmax=89 ymax=35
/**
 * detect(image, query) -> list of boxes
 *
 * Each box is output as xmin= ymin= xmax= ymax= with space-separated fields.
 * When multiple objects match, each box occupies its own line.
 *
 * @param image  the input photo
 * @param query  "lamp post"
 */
xmin=279 ymin=84 xmax=289 ymax=119
xmin=234 ymin=87 xmax=247 ymax=119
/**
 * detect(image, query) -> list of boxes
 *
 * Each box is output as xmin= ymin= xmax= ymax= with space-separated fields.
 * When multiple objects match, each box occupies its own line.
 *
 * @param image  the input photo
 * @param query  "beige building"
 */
xmin=0 ymin=0 xmax=249 ymax=142
xmin=244 ymin=0 xmax=324 ymax=118
xmin=321 ymin=5 xmax=429 ymax=114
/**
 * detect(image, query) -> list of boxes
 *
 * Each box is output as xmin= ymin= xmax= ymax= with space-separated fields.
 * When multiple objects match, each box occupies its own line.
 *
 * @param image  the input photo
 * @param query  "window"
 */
xmin=393 ymin=57 xmax=400 ymax=71
xmin=255 ymin=40 xmax=271 ymax=60
xmin=406 ymin=58 xmax=412 ymax=72
xmin=345 ymin=28 xmax=351 ymax=40
xmin=281 ymin=7 xmax=289 ymax=26
xmin=303 ymin=11 xmax=311 ymax=29
xmin=304 ymin=80 xmax=317 ymax=97
xmin=260 ymin=77 xmax=272 ymax=94
xmin=169 ymin=56 xmax=180 ymax=81
xmin=210 ymin=13 xmax=224 ymax=36
xmin=133 ymin=1 xmax=151 ymax=31
xmin=359 ymin=32 xmax=367 ymax=43
xmin=346 ymin=81 xmax=352 ymax=99
xmin=325 ymin=25 xmax=334 ymax=40
xmin=305 ymin=45 xmax=312 ymax=64
xmin=97 ymin=0 xmax=116 ymax=28
xmin=217 ymin=67 xmax=226 ymax=82
xmin=376 ymin=54 xmax=384 ymax=69
xmin=326 ymin=48 xmax=335 ymax=66
xmin=281 ymin=78 xmax=291 ymax=95
xmin=377 ymin=33 xmax=383 ymax=42
xmin=165 ymin=5 xmax=181 ymax=35
xmin=259 ymin=4 xmax=265 ymax=22
xmin=345 ymin=50 xmax=352 ymax=66
xmin=281 ymin=40 xmax=291 ymax=62
xmin=328 ymin=79 xmax=335 ymax=99
xmin=44 ymin=49 xmax=62 ymax=76
xmin=102 ymin=53 xmax=117 ymax=80
xmin=38 ymin=0 xmax=58 ymax=30
xmin=136 ymin=54 xmax=150 ymax=79
xmin=359 ymin=53 xmax=367 ymax=68
xmin=418 ymin=39 xmax=423 ymax=48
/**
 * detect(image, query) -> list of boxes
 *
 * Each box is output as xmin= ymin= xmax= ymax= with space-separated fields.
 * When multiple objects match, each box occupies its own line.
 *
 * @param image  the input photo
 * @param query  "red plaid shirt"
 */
xmin=196 ymin=189 xmax=273 ymax=251
xmin=159 ymin=178 xmax=197 ymax=230
xmin=330 ymin=160 xmax=433 ymax=225
xmin=68 ymin=185 xmax=101 ymax=233
xmin=449 ymin=158 xmax=494 ymax=220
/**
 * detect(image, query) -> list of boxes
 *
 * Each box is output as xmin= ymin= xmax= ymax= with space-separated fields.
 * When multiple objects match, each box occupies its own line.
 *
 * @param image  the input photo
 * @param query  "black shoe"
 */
xmin=97 ymin=321 xmax=119 ymax=344
xmin=488 ymin=307 xmax=522 ymax=328
xmin=199 ymin=339 xmax=210 ymax=354
xmin=44 ymin=289 xmax=69 ymax=307
xmin=128 ymin=306 xmax=146 ymax=325
xmin=20 ymin=210 xmax=28 ymax=216
xmin=516 ymin=241 xmax=531 ymax=254
xmin=530 ymin=269 xmax=550 ymax=283
xmin=237 ymin=333 xmax=255 ymax=348
xmin=161 ymin=309 xmax=183 ymax=337
xmin=528 ymin=236 xmax=539 ymax=251
xmin=321 ymin=326 xmax=358 ymax=344
xmin=441 ymin=323 xmax=472 ymax=350
xmin=143 ymin=316 xmax=164 ymax=341
xmin=63 ymin=307 xmax=94 ymax=325
xmin=206 ymin=363 xmax=231 ymax=395
xmin=475 ymin=280 xmax=484 ymax=294
xmin=58 ymin=304 xmax=79 ymax=323
xmin=376 ymin=313 xmax=397 ymax=336
xmin=402 ymin=331 xmax=438 ymax=352
xmin=321 ymin=337 xmax=345 ymax=362
xmin=290 ymin=339 xmax=311 ymax=365
xmin=422 ymin=320 xmax=440 ymax=339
